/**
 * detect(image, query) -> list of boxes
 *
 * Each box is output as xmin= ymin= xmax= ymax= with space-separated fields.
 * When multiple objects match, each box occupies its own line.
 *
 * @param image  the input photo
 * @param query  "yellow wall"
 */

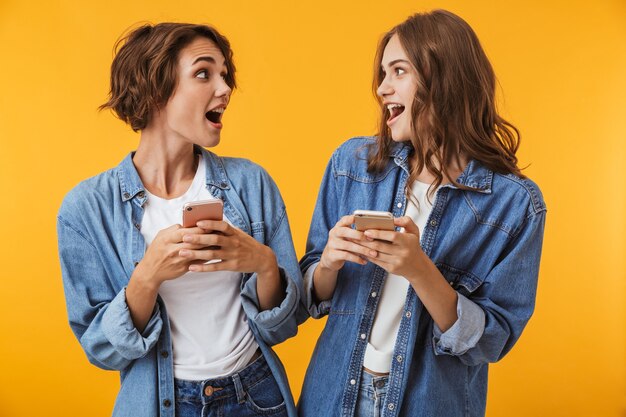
xmin=0 ymin=1 xmax=624 ymax=416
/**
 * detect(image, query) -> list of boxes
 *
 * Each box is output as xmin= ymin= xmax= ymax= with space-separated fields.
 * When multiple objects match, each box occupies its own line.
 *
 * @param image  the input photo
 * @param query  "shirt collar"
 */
xmin=387 ymin=141 xmax=493 ymax=193
xmin=116 ymin=145 xmax=230 ymax=203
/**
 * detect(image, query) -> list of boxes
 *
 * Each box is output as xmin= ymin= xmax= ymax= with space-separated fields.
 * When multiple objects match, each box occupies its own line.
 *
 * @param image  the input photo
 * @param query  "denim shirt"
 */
xmin=299 ymin=137 xmax=546 ymax=417
xmin=57 ymin=146 xmax=305 ymax=417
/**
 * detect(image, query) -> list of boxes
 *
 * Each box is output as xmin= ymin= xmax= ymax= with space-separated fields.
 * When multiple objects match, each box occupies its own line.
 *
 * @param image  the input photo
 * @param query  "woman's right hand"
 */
xmin=319 ymin=215 xmax=374 ymax=271
xmin=135 ymin=224 xmax=206 ymax=287
xmin=313 ymin=215 xmax=375 ymax=301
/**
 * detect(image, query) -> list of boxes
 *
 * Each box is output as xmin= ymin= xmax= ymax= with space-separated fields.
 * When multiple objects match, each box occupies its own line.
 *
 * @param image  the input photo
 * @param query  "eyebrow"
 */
xmin=192 ymin=56 xmax=217 ymax=65
xmin=382 ymin=59 xmax=411 ymax=68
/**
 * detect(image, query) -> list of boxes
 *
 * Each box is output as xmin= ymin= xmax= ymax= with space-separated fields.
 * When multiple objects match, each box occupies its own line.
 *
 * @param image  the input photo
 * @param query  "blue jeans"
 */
xmin=354 ymin=370 xmax=389 ymax=417
xmin=174 ymin=354 xmax=287 ymax=417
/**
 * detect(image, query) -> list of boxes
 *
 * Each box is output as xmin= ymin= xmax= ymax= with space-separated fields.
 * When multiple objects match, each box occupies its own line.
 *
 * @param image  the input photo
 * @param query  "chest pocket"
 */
xmin=250 ymin=221 xmax=265 ymax=243
xmin=437 ymin=263 xmax=484 ymax=297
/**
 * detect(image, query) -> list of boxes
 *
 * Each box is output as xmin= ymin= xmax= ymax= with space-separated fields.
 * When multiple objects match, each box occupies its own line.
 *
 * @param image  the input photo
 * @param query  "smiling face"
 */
xmin=156 ymin=36 xmax=232 ymax=148
xmin=376 ymin=34 xmax=418 ymax=143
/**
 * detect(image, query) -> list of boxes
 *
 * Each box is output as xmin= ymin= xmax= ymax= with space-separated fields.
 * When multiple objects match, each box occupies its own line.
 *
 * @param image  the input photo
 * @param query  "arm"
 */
xmin=361 ymin=208 xmax=546 ymax=365
xmin=57 ymin=217 xmax=162 ymax=371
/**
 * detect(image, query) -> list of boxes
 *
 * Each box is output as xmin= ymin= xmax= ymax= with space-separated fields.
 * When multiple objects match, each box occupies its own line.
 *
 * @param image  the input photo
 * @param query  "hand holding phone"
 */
xmin=182 ymin=199 xmax=224 ymax=228
xmin=353 ymin=210 xmax=395 ymax=231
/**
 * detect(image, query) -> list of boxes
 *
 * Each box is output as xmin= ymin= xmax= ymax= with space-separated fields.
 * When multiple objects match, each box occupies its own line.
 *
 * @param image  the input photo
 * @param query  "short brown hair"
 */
xmin=100 ymin=23 xmax=236 ymax=131
xmin=370 ymin=10 xmax=523 ymax=195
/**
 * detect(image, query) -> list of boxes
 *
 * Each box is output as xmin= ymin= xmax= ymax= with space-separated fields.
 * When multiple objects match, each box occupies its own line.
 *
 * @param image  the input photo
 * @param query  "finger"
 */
xmin=336 ymin=215 xmax=355 ymax=228
xmin=172 ymin=226 xmax=205 ymax=242
xmin=394 ymin=216 xmax=420 ymax=235
xmin=362 ymin=229 xmax=397 ymax=243
xmin=189 ymin=259 xmax=235 ymax=273
xmin=356 ymin=239 xmax=394 ymax=256
xmin=364 ymin=255 xmax=391 ymax=271
xmin=335 ymin=251 xmax=367 ymax=266
xmin=182 ymin=232 xmax=224 ymax=247
xmin=333 ymin=226 xmax=365 ymax=241
xmin=196 ymin=220 xmax=233 ymax=235
xmin=334 ymin=240 xmax=378 ymax=258
xmin=179 ymin=248 xmax=225 ymax=261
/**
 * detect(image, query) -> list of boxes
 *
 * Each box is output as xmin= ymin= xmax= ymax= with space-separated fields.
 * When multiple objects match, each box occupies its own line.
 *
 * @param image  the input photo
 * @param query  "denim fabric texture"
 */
xmin=355 ymin=370 xmax=388 ymax=417
xmin=57 ymin=146 xmax=305 ymax=417
xmin=174 ymin=354 xmax=287 ymax=417
xmin=299 ymin=137 xmax=546 ymax=417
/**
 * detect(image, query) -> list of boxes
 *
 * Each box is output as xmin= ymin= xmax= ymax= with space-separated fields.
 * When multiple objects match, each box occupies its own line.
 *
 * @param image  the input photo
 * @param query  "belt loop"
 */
xmin=232 ymin=372 xmax=246 ymax=404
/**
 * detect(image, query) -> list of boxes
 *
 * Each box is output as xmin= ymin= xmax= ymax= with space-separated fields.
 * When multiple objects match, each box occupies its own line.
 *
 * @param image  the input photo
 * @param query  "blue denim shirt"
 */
xmin=299 ymin=137 xmax=546 ymax=417
xmin=57 ymin=146 xmax=305 ymax=417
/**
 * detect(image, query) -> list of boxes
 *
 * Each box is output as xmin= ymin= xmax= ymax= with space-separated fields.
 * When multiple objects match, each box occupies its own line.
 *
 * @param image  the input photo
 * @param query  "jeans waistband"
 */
xmin=174 ymin=353 xmax=271 ymax=404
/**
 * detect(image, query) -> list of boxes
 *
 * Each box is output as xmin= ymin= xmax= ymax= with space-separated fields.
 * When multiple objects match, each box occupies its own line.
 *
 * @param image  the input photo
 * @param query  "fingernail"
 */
xmin=189 ymin=265 xmax=199 ymax=272
xmin=369 ymin=250 xmax=377 ymax=257
xmin=179 ymin=250 xmax=191 ymax=257
xmin=183 ymin=235 xmax=193 ymax=243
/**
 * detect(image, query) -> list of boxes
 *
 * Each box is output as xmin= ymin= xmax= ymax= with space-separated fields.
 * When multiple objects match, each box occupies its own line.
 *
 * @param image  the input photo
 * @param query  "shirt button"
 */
xmin=220 ymin=182 xmax=228 ymax=188
xmin=137 ymin=191 xmax=145 ymax=198
xmin=430 ymin=220 xmax=438 ymax=226
xmin=397 ymin=202 xmax=402 ymax=208
xmin=163 ymin=399 xmax=171 ymax=407
xmin=449 ymin=281 xmax=454 ymax=286
xmin=360 ymin=333 xmax=366 ymax=340
xmin=123 ymin=192 xmax=130 ymax=199
xmin=371 ymin=292 xmax=377 ymax=298
xmin=134 ymin=261 xmax=139 ymax=267
xmin=396 ymin=355 xmax=403 ymax=362
xmin=405 ymin=311 xmax=411 ymax=318
xmin=350 ymin=379 xmax=356 ymax=385
xmin=388 ymin=403 xmax=395 ymax=410
xmin=134 ymin=223 xmax=141 ymax=230
xmin=160 ymin=350 xmax=169 ymax=358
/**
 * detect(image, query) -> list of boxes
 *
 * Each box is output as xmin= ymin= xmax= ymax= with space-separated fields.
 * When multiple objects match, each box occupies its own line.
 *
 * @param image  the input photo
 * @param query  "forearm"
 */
xmin=126 ymin=265 xmax=161 ymax=333
xmin=407 ymin=253 xmax=458 ymax=332
xmin=312 ymin=263 xmax=338 ymax=302
xmin=255 ymin=246 xmax=284 ymax=311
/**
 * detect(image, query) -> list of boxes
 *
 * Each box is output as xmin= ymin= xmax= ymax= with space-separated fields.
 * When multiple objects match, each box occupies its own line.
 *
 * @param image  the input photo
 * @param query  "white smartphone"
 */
xmin=182 ymin=199 xmax=224 ymax=228
xmin=353 ymin=210 xmax=395 ymax=231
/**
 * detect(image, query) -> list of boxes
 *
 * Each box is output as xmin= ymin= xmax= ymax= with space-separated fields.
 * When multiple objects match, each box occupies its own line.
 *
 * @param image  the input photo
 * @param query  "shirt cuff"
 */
xmin=101 ymin=287 xmax=162 ymax=360
xmin=432 ymin=293 xmax=485 ymax=356
xmin=304 ymin=262 xmax=332 ymax=318
xmin=240 ymin=267 xmax=297 ymax=330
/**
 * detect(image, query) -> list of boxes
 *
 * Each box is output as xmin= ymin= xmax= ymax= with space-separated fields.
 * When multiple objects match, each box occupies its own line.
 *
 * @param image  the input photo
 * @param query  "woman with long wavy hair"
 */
xmin=299 ymin=10 xmax=546 ymax=417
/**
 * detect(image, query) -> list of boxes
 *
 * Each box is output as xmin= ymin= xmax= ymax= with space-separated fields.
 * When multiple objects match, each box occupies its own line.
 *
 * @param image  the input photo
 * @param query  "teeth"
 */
xmin=210 ymin=107 xmax=225 ymax=114
xmin=386 ymin=103 xmax=403 ymax=110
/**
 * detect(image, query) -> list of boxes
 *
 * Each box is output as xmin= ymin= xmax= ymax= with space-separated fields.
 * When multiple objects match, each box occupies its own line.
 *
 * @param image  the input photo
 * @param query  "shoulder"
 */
xmin=491 ymin=171 xmax=547 ymax=217
xmin=219 ymin=156 xmax=277 ymax=187
xmin=331 ymin=136 xmax=376 ymax=164
xmin=58 ymin=168 xmax=118 ymax=226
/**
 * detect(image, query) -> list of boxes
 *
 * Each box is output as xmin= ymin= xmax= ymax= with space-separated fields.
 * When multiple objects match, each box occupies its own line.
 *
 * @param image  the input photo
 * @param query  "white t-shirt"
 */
xmin=363 ymin=180 xmax=436 ymax=373
xmin=140 ymin=155 xmax=258 ymax=380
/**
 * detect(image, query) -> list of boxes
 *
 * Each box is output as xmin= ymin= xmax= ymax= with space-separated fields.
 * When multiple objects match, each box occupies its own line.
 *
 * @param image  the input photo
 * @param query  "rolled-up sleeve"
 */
xmin=431 ymin=208 xmax=546 ymax=366
xmin=58 ymin=217 xmax=162 ymax=371
xmin=303 ymin=262 xmax=332 ymax=318
xmin=432 ymin=293 xmax=485 ymax=355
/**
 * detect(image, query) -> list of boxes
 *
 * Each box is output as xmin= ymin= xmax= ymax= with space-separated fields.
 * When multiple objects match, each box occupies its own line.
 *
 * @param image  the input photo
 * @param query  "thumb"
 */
xmin=394 ymin=216 xmax=420 ymax=236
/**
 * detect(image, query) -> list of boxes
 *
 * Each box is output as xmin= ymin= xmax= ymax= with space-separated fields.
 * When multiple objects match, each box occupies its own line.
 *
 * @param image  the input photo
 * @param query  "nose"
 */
xmin=376 ymin=74 xmax=393 ymax=98
xmin=216 ymin=78 xmax=232 ymax=99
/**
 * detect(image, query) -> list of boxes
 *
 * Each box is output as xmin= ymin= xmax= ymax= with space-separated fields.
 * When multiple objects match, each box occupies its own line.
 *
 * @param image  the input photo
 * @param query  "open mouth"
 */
xmin=205 ymin=107 xmax=224 ymax=125
xmin=387 ymin=103 xmax=405 ymax=123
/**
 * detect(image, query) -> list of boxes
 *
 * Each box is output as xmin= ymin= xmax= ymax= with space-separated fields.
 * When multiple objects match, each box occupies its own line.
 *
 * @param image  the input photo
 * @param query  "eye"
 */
xmin=394 ymin=67 xmax=406 ymax=76
xmin=195 ymin=69 xmax=208 ymax=79
xmin=220 ymin=73 xmax=227 ymax=81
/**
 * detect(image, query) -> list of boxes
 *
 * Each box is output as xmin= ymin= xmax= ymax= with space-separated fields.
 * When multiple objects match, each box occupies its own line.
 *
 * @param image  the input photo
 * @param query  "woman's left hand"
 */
xmin=358 ymin=216 xmax=428 ymax=282
xmin=179 ymin=220 xmax=277 ymax=275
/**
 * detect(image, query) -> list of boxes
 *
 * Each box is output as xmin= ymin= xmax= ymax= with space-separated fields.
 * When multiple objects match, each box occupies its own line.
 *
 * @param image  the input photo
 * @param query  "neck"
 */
xmin=133 ymin=128 xmax=199 ymax=199
xmin=410 ymin=152 xmax=468 ymax=185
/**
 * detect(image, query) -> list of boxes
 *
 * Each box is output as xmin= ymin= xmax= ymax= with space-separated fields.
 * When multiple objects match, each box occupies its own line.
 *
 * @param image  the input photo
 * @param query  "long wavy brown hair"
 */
xmin=369 ymin=10 xmax=523 ymax=197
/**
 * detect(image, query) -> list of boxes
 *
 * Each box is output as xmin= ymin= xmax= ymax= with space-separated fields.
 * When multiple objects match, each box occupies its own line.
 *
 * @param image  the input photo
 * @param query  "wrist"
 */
xmin=257 ymin=246 xmax=279 ymax=278
xmin=130 ymin=262 xmax=161 ymax=293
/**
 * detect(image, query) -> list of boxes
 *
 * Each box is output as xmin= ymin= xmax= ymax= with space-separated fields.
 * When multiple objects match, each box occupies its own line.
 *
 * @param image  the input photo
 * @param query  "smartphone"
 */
xmin=182 ymin=199 xmax=224 ymax=228
xmin=353 ymin=210 xmax=395 ymax=231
